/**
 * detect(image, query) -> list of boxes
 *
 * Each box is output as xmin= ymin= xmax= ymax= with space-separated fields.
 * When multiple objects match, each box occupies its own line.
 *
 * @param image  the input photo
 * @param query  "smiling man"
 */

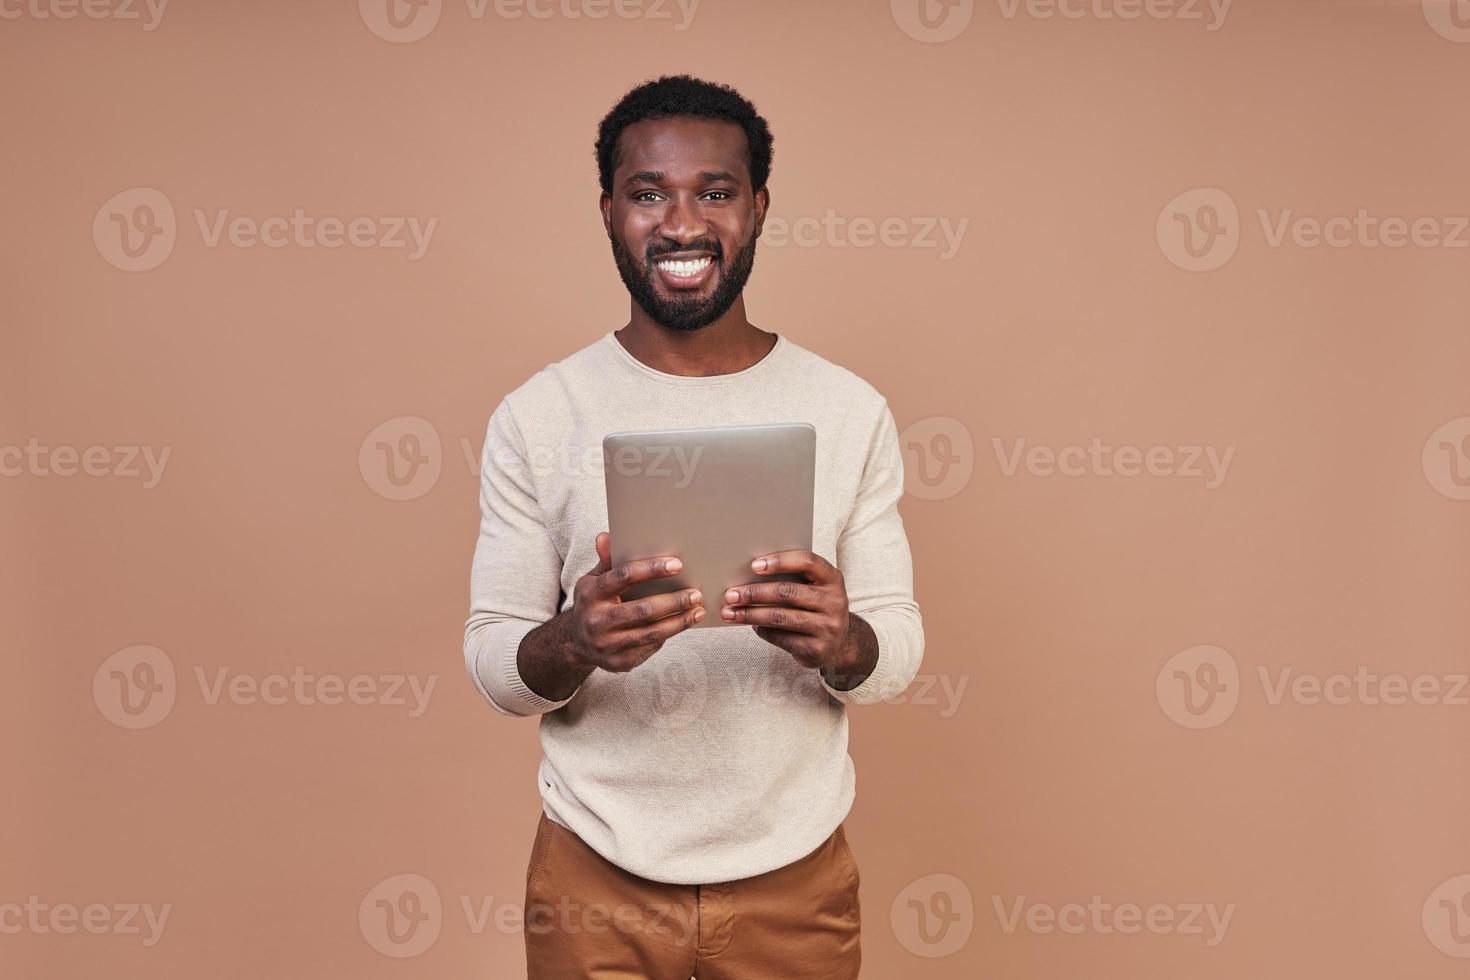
xmin=464 ymin=75 xmax=924 ymax=979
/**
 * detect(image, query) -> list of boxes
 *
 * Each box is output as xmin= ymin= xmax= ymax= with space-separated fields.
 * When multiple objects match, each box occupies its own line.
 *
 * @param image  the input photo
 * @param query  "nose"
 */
xmin=657 ymin=192 xmax=707 ymax=247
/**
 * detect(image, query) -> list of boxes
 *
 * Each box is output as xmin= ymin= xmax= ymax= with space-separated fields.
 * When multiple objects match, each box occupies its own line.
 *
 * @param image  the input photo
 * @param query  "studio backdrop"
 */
xmin=6 ymin=1 xmax=1469 ymax=977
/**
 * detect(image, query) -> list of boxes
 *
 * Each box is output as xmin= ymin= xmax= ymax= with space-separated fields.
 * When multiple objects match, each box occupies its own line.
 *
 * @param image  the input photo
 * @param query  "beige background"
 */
xmin=6 ymin=0 xmax=1470 ymax=976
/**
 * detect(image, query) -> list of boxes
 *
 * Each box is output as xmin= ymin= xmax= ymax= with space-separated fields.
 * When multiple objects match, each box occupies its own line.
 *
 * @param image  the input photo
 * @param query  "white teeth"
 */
xmin=657 ymin=257 xmax=712 ymax=277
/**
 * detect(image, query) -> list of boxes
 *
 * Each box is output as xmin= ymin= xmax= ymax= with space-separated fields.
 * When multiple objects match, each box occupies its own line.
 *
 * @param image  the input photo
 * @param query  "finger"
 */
xmin=596 ymin=555 xmax=684 ymax=600
xmin=601 ymin=603 xmax=707 ymax=667
xmin=721 ymin=603 xmax=823 ymax=635
xmin=722 ymin=580 xmax=830 ymax=612
xmin=754 ymin=626 xmax=822 ymax=666
xmin=750 ymin=550 xmax=838 ymax=584
xmin=587 ymin=532 xmax=612 ymax=577
xmin=603 ymin=588 xmax=705 ymax=631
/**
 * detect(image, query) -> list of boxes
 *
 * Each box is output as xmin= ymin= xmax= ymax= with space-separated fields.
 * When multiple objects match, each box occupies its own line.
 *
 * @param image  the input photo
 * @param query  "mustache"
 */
xmin=647 ymin=239 xmax=722 ymax=260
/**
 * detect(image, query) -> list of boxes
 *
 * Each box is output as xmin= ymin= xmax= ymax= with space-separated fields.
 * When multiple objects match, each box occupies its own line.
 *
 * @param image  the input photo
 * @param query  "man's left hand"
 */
xmin=721 ymin=550 xmax=863 ymax=674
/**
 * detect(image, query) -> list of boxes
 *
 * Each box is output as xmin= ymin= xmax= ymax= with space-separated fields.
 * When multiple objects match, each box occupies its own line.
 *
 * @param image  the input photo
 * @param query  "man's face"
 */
xmin=601 ymin=116 xmax=768 ymax=331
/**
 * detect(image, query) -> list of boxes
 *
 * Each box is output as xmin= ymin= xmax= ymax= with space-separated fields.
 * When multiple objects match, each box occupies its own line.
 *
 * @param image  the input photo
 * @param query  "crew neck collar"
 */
xmin=603 ymin=330 xmax=790 ymax=387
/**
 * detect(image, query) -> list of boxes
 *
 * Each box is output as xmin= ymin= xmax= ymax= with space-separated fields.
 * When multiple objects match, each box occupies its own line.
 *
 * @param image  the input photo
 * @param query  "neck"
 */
xmin=615 ymin=297 xmax=776 ymax=378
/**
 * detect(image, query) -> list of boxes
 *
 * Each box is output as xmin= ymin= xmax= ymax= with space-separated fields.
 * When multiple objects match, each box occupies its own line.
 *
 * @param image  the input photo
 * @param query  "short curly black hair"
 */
xmin=595 ymin=75 xmax=774 ymax=195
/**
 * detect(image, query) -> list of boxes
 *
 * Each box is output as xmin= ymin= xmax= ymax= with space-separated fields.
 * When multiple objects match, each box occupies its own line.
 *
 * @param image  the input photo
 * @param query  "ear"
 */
xmin=599 ymin=192 xmax=613 ymax=238
xmin=752 ymin=186 xmax=770 ymax=239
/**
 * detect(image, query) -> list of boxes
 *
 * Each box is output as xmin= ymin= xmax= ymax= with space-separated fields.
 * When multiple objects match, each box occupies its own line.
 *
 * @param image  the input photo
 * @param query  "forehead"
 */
xmin=614 ymin=116 xmax=751 ymax=183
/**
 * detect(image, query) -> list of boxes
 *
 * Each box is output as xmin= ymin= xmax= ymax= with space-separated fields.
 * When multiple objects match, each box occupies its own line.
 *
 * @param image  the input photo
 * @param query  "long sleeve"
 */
xmin=463 ymin=399 xmax=582 ymax=717
xmin=820 ymin=401 xmax=925 ymax=706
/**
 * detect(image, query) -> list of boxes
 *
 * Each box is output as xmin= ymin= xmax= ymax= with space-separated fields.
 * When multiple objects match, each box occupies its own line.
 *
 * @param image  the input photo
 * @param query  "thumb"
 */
xmin=589 ymin=531 xmax=612 ymax=575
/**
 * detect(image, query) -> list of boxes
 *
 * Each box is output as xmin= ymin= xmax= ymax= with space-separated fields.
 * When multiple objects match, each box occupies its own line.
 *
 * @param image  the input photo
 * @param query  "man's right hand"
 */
xmin=567 ymin=531 xmax=705 ymax=672
xmin=515 ymin=532 xmax=705 ymax=703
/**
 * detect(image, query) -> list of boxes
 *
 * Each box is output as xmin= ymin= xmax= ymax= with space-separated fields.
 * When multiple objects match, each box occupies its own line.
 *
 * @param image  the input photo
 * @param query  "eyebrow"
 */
xmin=622 ymin=169 xmax=740 ymax=187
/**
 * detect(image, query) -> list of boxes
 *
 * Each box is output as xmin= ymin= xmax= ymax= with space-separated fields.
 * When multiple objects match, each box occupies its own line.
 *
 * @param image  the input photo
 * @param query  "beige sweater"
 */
xmin=463 ymin=329 xmax=924 ymax=884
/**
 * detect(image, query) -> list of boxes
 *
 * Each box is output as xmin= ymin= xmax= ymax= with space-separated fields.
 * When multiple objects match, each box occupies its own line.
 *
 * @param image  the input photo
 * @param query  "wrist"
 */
xmin=830 ymin=622 xmax=862 ymax=672
xmin=553 ymin=613 xmax=594 ymax=674
xmin=822 ymin=613 xmax=878 ymax=691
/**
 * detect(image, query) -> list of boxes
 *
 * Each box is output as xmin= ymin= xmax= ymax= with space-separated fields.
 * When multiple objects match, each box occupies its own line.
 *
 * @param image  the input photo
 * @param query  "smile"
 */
xmin=654 ymin=256 xmax=715 ymax=281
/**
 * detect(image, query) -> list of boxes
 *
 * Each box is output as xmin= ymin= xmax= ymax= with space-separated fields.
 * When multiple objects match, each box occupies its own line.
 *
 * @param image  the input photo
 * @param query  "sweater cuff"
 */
xmin=820 ymin=615 xmax=902 ymax=706
xmin=473 ymin=620 xmax=581 ymax=716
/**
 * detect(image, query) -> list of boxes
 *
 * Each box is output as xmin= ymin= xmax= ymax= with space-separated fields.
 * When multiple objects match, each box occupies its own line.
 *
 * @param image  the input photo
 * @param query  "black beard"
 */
xmin=610 ymin=233 xmax=758 ymax=332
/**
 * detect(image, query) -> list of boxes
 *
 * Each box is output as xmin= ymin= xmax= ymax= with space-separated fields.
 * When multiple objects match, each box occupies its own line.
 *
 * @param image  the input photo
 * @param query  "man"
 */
xmin=464 ymin=75 xmax=924 ymax=979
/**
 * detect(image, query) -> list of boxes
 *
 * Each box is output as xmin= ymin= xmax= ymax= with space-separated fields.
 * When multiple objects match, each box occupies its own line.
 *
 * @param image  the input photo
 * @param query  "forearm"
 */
xmin=821 ymin=612 xmax=880 ymax=691
xmin=518 ymin=609 xmax=596 ymax=702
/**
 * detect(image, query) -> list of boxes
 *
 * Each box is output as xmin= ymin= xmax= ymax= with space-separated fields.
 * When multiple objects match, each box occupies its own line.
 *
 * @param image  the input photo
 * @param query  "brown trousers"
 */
xmin=523 ymin=812 xmax=862 ymax=979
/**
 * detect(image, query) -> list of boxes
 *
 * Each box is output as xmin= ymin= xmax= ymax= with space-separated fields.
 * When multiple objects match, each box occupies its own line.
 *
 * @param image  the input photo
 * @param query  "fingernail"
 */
xmin=752 ymin=558 xmax=766 ymax=571
xmin=666 ymin=558 xmax=682 ymax=572
xmin=722 ymin=607 xmax=736 ymax=620
xmin=693 ymin=606 xmax=706 ymax=621
xmin=690 ymin=590 xmax=703 ymax=606
xmin=725 ymin=589 xmax=740 ymax=603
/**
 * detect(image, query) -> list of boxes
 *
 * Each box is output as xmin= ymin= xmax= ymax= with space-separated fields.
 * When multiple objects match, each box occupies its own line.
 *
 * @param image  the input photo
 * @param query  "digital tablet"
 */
xmin=602 ymin=422 xmax=816 ymax=628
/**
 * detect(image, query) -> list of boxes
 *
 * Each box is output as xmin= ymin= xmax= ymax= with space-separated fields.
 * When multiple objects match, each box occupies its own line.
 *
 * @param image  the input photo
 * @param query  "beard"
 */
xmin=610 ymin=231 xmax=758 ymax=332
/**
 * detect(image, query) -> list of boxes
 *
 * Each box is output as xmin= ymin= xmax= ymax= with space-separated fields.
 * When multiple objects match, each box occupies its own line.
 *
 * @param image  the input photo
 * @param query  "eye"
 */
xmin=702 ymin=191 xmax=733 ymax=201
xmin=632 ymin=191 xmax=665 ymax=203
